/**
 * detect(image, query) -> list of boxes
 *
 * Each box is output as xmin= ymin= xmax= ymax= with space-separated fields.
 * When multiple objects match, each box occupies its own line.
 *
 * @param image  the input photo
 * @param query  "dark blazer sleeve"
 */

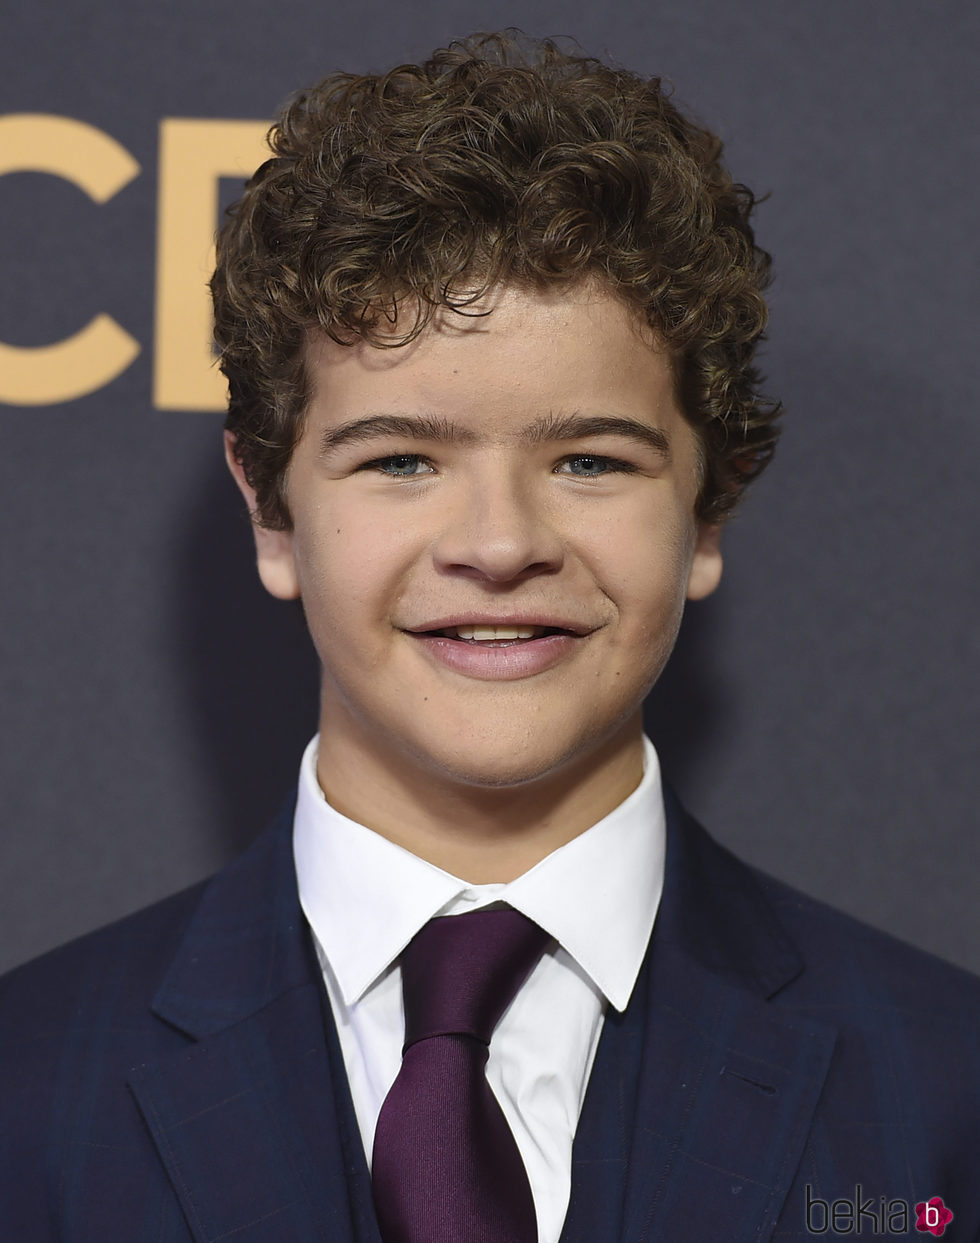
xmin=0 ymin=805 xmax=369 ymax=1243
xmin=759 ymin=868 xmax=980 ymax=1237
xmin=0 ymin=884 xmax=208 ymax=1242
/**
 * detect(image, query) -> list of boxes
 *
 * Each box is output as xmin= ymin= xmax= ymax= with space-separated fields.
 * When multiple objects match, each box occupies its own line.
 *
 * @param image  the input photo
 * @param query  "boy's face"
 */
xmin=233 ymin=283 xmax=721 ymax=798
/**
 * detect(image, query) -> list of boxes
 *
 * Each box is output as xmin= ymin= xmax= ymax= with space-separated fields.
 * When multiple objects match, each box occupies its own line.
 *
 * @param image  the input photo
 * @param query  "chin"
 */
xmin=409 ymin=742 xmax=553 ymax=789
xmin=404 ymin=718 xmax=623 ymax=792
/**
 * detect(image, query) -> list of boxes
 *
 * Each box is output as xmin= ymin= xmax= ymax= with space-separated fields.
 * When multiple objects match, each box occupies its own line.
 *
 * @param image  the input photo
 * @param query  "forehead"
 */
xmin=302 ymin=283 xmax=679 ymax=426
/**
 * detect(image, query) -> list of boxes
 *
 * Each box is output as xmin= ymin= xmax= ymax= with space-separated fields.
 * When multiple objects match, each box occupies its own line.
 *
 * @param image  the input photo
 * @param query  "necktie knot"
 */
xmin=401 ymin=907 xmax=551 ymax=1050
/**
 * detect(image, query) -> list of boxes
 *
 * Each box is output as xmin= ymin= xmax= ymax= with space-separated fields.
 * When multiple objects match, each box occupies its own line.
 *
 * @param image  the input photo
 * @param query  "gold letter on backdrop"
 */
xmin=0 ymin=114 xmax=142 ymax=406
xmin=154 ymin=119 xmax=269 ymax=411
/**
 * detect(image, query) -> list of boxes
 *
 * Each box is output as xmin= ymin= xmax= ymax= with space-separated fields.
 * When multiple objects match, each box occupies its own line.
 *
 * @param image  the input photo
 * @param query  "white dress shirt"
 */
xmin=293 ymin=735 xmax=666 ymax=1243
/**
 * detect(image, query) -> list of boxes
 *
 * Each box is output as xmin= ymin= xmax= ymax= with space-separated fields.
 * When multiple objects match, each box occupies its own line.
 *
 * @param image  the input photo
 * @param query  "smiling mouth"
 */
xmin=404 ymin=623 xmax=584 ymax=678
xmin=425 ymin=625 xmax=570 ymax=644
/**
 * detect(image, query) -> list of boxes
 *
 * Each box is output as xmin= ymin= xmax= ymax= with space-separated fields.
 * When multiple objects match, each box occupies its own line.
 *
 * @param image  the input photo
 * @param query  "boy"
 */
xmin=2 ymin=32 xmax=977 ymax=1242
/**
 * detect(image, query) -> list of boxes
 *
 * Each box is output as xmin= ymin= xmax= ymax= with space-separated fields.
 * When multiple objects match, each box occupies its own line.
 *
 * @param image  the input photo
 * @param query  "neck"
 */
xmin=315 ymin=717 xmax=645 ymax=883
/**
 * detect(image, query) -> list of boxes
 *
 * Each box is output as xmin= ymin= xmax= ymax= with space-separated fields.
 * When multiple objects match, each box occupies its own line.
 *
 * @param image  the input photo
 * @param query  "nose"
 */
xmin=431 ymin=465 xmax=565 ymax=584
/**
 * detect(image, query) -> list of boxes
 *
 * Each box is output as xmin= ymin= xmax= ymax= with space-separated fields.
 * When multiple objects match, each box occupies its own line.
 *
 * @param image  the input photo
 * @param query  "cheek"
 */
xmin=588 ymin=505 xmax=695 ymax=611
xmin=290 ymin=514 xmax=418 ymax=639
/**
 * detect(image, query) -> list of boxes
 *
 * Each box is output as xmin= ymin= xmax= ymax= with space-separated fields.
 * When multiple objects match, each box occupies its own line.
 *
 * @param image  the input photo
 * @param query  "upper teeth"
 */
xmin=449 ymin=625 xmax=540 ymax=640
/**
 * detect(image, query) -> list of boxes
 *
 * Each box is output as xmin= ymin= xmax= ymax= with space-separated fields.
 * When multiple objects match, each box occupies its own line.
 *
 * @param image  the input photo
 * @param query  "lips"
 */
xmin=397 ymin=613 xmax=596 ymax=679
xmin=431 ymin=624 xmax=563 ymax=642
xmin=402 ymin=618 xmax=590 ymax=679
xmin=405 ymin=616 xmax=592 ymax=639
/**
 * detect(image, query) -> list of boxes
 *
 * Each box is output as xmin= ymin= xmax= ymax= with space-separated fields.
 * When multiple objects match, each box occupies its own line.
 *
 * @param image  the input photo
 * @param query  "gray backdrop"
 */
xmin=2 ymin=0 xmax=977 ymax=976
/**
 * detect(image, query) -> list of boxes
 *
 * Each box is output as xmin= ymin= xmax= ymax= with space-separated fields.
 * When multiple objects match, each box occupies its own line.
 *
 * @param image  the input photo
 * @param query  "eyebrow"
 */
xmin=319 ymin=411 xmax=671 ymax=458
xmin=525 ymin=411 xmax=671 ymax=458
xmin=319 ymin=414 xmax=475 ymax=456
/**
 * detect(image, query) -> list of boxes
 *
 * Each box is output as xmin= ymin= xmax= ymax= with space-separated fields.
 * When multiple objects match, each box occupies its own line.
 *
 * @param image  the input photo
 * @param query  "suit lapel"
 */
xmin=128 ymin=803 xmax=378 ymax=1243
xmin=561 ymin=790 xmax=837 ymax=1243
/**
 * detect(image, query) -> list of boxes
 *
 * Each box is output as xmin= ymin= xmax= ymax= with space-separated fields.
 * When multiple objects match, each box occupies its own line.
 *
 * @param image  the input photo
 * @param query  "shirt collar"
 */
xmin=293 ymin=735 xmax=665 ymax=1013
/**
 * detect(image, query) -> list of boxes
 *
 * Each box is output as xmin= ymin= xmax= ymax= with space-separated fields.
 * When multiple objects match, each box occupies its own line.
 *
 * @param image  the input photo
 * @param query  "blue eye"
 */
xmin=366 ymin=455 xmax=432 ymax=476
xmin=558 ymin=455 xmax=634 ymax=476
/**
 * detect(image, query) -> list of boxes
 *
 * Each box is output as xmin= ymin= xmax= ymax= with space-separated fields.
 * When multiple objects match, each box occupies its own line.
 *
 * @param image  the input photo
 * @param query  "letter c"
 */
xmin=0 ymin=114 xmax=141 ymax=405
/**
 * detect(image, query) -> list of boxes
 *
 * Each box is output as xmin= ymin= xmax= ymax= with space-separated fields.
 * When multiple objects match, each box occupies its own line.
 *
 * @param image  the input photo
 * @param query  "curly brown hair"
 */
xmin=212 ymin=30 xmax=781 ymax=529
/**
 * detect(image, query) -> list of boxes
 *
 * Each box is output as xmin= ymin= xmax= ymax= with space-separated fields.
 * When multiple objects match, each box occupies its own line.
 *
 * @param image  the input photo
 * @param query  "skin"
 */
xmin=227 ymin=282 xmax=722 ymax=881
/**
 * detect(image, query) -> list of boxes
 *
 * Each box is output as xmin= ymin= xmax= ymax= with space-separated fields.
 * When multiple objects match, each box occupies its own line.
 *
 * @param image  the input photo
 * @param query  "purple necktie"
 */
xmin=371 ymin=908 xmax=551 ymax=1243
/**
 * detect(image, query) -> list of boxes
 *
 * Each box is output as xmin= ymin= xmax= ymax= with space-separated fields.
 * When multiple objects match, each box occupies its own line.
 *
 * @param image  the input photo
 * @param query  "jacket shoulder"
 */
xmin=750 ymin=862 xmax=980 ymax=1015
xmin=0 ymin=880 xmax=207 ymax=1022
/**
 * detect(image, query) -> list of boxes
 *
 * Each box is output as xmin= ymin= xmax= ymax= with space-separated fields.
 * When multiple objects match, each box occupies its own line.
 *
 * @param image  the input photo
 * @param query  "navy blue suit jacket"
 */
xmin=2 ymin=790 xmax=978 ymax=1241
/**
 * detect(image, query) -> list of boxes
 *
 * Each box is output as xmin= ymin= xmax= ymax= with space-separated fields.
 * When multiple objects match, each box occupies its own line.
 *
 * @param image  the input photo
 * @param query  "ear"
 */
xmin=686 ymin=522 xmax=723 ymax=601
xmin=223 ymin=431 xmax=301 ymax=600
